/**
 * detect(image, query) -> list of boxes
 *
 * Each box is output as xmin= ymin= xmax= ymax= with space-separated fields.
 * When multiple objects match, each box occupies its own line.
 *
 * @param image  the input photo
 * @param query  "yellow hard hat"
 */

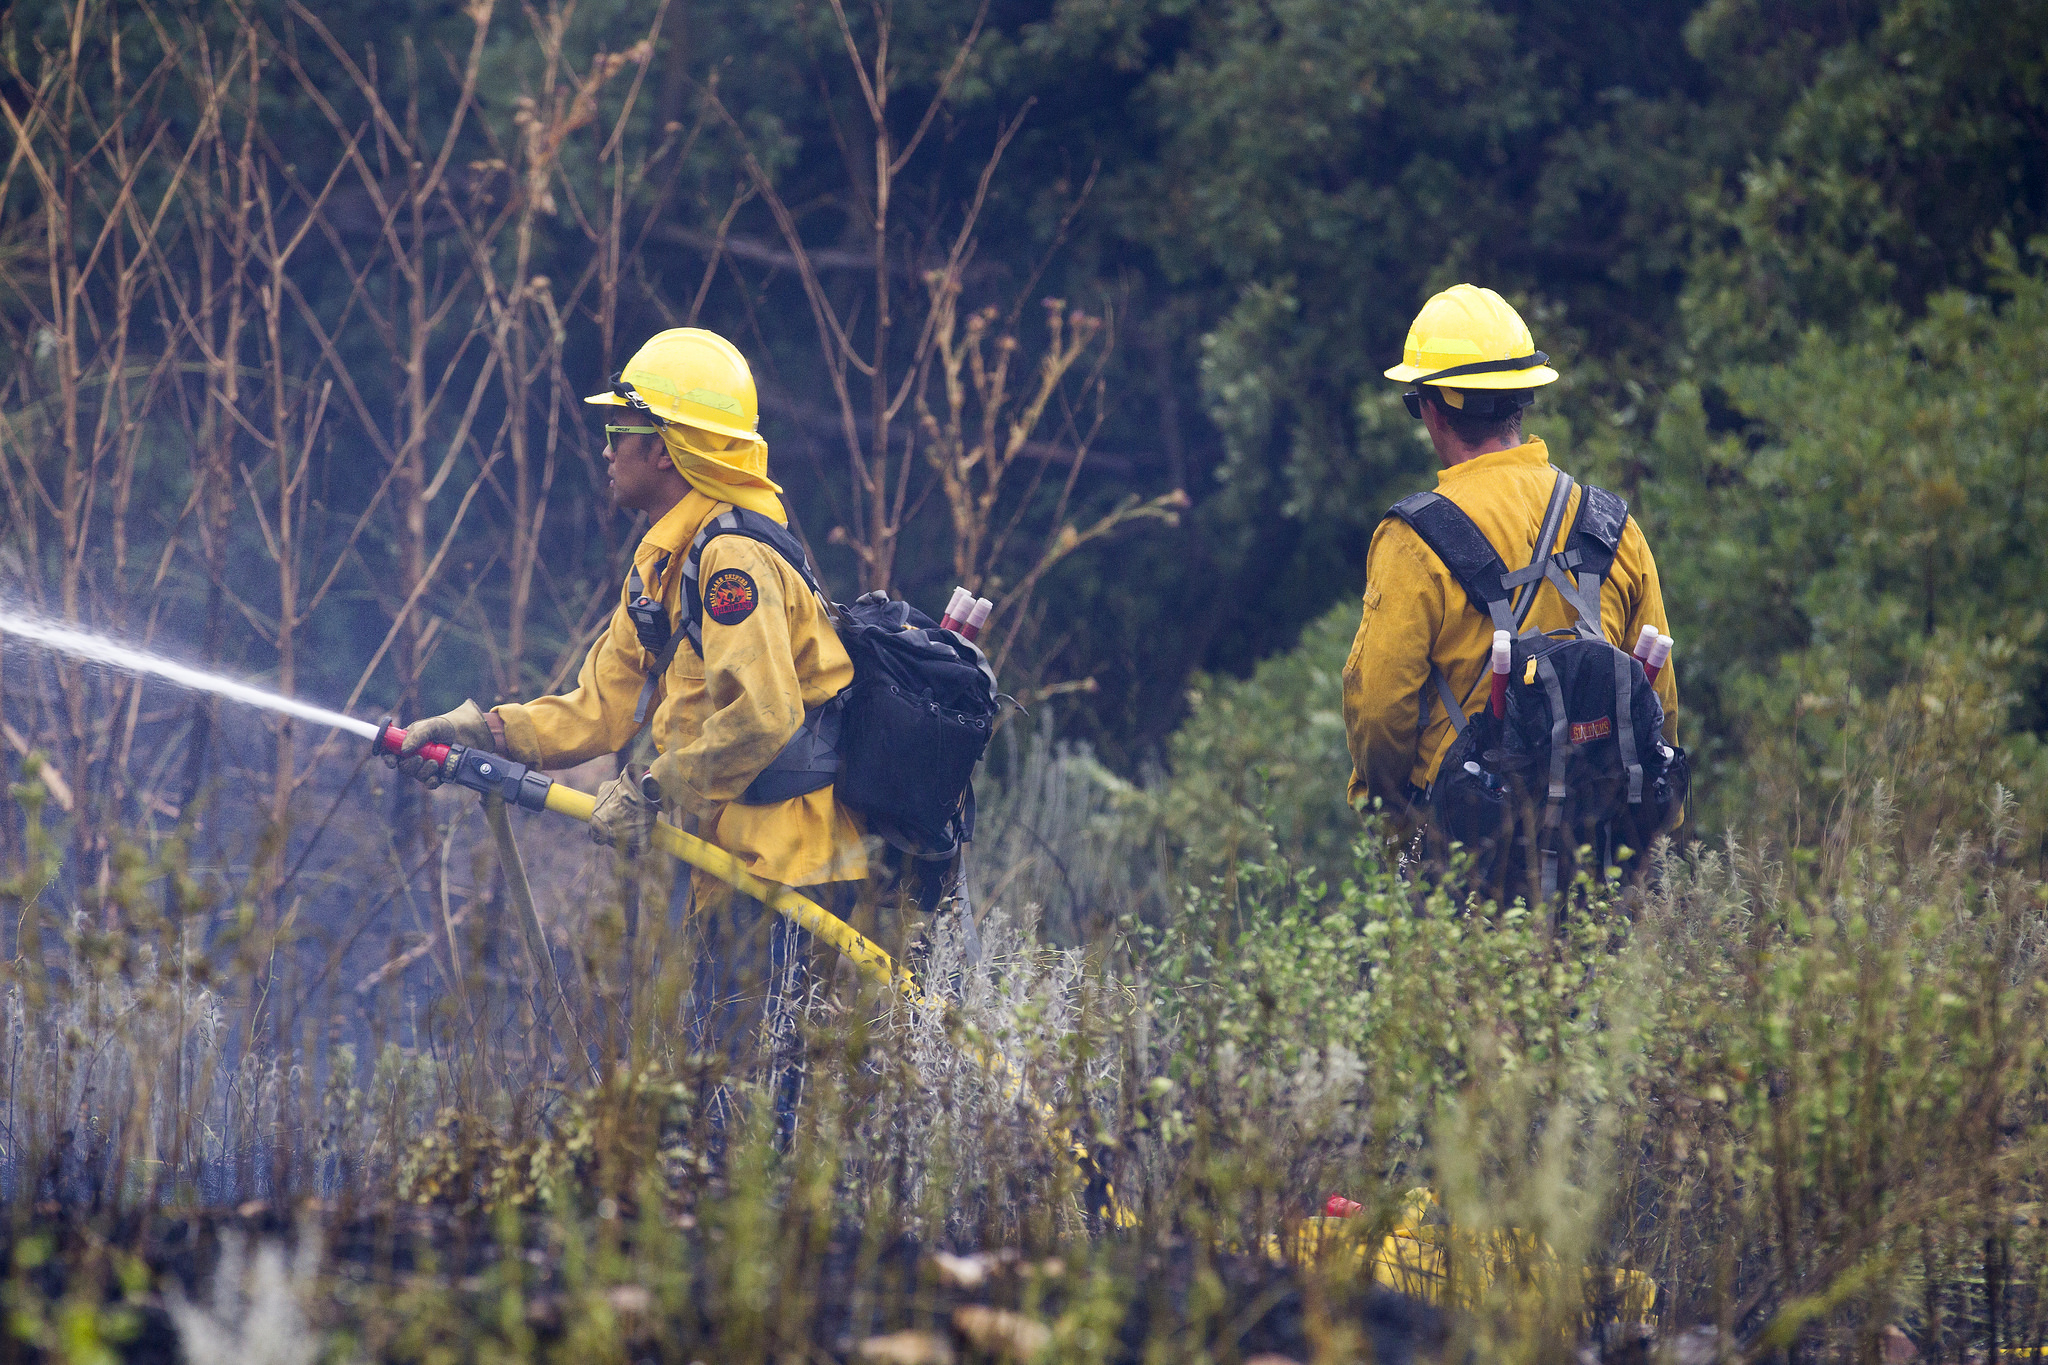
xmin=1383 ymin=285 xmax=1560 ymax=390
xmin=583 ymin=327 xmax=760 ymax=441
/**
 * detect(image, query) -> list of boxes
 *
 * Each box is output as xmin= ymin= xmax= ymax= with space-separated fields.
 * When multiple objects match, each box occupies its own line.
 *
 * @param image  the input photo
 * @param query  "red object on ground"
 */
xmin=376 ymin=723 xmax=452 ymax=768
xmin=1323 ymin=1194 xmax=1364 ymax=1218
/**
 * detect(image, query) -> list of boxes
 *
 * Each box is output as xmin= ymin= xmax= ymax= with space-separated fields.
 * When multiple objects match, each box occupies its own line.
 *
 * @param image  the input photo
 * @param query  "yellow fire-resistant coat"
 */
xmin=1342 ymin=438 xmax=1679 ymax=814
xmin=494 ymin=491 xmax=867 ymax=890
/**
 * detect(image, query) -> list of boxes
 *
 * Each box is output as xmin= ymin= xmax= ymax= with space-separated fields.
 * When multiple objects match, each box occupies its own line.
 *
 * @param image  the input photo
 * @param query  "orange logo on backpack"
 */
xmin=1569 ymin=717 xmax=1613 ymax=743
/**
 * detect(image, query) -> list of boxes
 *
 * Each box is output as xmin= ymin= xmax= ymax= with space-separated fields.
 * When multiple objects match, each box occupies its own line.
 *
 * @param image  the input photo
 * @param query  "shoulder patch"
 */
xmin=704 ymin=567 xmax=758 ymax=626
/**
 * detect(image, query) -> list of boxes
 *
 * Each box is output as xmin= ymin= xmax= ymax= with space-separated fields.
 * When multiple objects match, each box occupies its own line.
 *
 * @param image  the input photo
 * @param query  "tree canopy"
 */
xmin=4 ymin=0 xmax=2044 ymax=812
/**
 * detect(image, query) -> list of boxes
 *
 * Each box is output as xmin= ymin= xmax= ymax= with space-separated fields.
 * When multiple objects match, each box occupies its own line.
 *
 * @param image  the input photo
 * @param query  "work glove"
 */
xmin=589 ymin=764 xmax=663 ymax=853
xmin=394 ymin=699 xmax=496 ymax=787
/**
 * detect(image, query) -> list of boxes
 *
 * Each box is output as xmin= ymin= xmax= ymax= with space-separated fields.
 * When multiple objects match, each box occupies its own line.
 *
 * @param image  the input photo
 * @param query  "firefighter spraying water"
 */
xmin=0 ymin=596 xmax=1124 ymax=1223
xmin=0 ymin=608 xmax=380 ymax=741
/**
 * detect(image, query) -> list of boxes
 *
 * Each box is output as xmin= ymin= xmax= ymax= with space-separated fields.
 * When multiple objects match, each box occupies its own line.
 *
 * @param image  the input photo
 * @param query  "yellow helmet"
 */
xmin=1383 ymin=284 xmax=1560 ymax=390
xmin=583 ymin=327 xmax=760 ymax=441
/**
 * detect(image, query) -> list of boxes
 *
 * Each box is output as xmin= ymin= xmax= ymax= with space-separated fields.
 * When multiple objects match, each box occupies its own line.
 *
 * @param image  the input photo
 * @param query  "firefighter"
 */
xmin=396 ymin=327 xmax=864 ymax=1128
xmin=1342 ymin=285 xmax=1680 ymax=861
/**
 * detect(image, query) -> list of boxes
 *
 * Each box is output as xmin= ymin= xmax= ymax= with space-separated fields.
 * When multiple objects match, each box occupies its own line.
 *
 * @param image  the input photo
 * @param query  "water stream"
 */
xmin=0 ymin=606 xmax=378 ymax=739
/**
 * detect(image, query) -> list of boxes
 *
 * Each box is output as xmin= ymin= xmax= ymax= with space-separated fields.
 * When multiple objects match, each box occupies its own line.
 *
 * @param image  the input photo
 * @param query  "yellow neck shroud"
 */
xmin=664 ymin=425 xmax=785 ymax=522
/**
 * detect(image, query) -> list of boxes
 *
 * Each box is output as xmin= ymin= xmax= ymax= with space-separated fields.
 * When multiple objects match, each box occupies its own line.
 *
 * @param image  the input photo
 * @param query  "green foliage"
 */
xmin=1681 ymin=0 xmax=2048 ymax=364
xmin=9 ymin=0 xmax=2048 ymax=1352
xmin=1649 ymin=245 xmax=2048 ymax=823
xmin=10 ymin=714 xmax=2048 ymax=1357
xmin=1127 ymin=601 xmax=1361 ymax=884
xmin=1128 ymin=842 xmax=1645 ymax=1199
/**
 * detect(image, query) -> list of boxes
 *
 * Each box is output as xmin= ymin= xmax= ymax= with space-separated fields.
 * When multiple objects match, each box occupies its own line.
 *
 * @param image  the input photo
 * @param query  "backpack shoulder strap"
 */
xmin=1504 ymin=472 xmax=1576 ymax=630
xmin=627 ymin=511 xmax=823 ymax=724
xmin=1564 ymin=483 xmax=1628 ymax=576
xmin=676 ymin=510 xmax=846 ymax=804
xmin=1541 ymin=482 xmax=1630 ymax=642
xmin=1382 ymin=491 xmax=1518 ymax=636
xmin=679 ymin=508 xmax=824 ymax=657
xmin=627 ymin=551 xmax=679 ymax=726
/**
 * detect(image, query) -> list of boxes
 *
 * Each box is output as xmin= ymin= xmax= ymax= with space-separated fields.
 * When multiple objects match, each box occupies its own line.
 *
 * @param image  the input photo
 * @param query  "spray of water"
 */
xmin=0 ymin=606 xmax=379 ymax=739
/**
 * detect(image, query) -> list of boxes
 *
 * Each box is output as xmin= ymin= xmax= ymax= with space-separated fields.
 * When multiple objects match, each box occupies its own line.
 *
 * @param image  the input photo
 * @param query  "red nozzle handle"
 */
xmin=375 ymin=720 xmax=452 ymax=768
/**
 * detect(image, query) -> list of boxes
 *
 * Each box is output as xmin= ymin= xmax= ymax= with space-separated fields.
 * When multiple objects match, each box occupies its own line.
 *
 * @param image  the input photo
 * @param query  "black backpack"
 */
xmin=623 ymin=508 xmax=998 ymax=859
xmin=1383 ymin=471 xmax=1689 ymax=898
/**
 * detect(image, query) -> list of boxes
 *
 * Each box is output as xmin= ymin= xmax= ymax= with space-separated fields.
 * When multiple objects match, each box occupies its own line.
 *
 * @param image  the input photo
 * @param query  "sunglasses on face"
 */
xmin=605 ymin=423 xmax=660 ymax=454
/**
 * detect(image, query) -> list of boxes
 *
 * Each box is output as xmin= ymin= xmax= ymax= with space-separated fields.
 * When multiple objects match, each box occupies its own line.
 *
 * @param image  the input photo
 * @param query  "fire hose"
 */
xmin=373 ymin=720 xmax=1128 ymax=1225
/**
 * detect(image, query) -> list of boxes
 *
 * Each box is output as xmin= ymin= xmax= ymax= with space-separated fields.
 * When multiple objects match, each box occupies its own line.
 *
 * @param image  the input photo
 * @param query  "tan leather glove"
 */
xmin=394 ymin=699 xmax=496 ymax=787
xmin=589 ymin=764 xmax=661 ymax=852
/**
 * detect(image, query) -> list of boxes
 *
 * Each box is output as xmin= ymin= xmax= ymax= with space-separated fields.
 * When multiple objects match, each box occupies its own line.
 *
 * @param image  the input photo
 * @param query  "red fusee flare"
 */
xmin=1632 ymin=623 xmax=1658 ymax=664
xmin=961 ymin=596 xmax=993 ymax=642
xmin=1489 ymin=629 xmax=1512 ymax=718
xmin=1644 ymin=633 xmax=1673 ymax=686
xmin=940 ymin=586 xmax=974 ymax=633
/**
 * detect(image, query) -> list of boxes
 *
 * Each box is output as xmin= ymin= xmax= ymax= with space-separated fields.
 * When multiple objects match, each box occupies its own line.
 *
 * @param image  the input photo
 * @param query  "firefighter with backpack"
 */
xmin=1342 ymin=286 xmax=1688 ymax=899
xmin=392 ymin=327 xmax=990 ymax=1132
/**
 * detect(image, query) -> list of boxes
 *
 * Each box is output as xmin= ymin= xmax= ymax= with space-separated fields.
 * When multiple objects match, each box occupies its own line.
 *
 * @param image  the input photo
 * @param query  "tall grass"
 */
xmin=6 ymin=691 xmax=2048 ymax=1361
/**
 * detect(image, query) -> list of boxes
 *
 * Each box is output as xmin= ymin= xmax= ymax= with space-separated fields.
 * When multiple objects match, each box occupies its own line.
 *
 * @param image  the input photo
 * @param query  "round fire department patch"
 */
xmin=704 ymin=567 xmax=758 ymax=626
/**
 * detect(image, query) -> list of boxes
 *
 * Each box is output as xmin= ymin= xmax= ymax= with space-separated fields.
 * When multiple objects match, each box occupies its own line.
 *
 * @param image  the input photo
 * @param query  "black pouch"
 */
xmin=836 ymin=676 xmax=992 ymax=856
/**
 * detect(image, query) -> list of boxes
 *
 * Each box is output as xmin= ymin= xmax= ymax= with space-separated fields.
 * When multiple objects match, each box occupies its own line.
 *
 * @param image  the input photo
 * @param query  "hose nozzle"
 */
xmin=373 ymin=718 xmax=553 ymax=811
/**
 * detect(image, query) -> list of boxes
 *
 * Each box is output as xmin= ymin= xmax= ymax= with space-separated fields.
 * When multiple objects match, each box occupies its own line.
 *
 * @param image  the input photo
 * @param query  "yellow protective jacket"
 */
xmin=495 ymin=491 xmax=868 ymax=889
xmin=1342 ymin=438 xmax=1679 ymax=813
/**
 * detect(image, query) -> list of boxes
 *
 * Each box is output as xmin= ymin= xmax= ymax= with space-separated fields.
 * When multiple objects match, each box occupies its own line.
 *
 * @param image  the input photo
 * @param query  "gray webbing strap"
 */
xmin=1537 ymin=654 xmax=1572 ymax=899
xmin=1506 ymin=472 xmax=1576 ymax=630
xmin=1544 ymin=555 xmax=1609 ymax=643
xmin=1536 ymin=655 xmax=1571 ymax=831
xmin=634 ymin=635 xmax=683 ymax=725
xmin=1425 ymin=665 xmax=1469 ymax=738
xmin=628 ymin=556 xmax=682 ymax=725
xmin=679 ymin=511 xmax=749 ymax=656
xmin=1612 ymin=645 xmax=1644 ymax=804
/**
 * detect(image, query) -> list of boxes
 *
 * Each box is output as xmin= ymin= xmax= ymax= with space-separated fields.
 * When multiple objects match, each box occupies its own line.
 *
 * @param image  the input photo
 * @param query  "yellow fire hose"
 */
xmin=382 ymin=725 xmax=1665 ymax=1296
xmin=541 ymin=782 xmax=1128 ymax=1224
xmin=374 ymin=722 xmax=1125 ymax=1225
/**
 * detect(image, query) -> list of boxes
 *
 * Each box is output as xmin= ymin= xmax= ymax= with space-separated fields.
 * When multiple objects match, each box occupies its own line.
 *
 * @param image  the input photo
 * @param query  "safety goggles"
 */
xmin=603 ymin=423 xmax=660 ymax=458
